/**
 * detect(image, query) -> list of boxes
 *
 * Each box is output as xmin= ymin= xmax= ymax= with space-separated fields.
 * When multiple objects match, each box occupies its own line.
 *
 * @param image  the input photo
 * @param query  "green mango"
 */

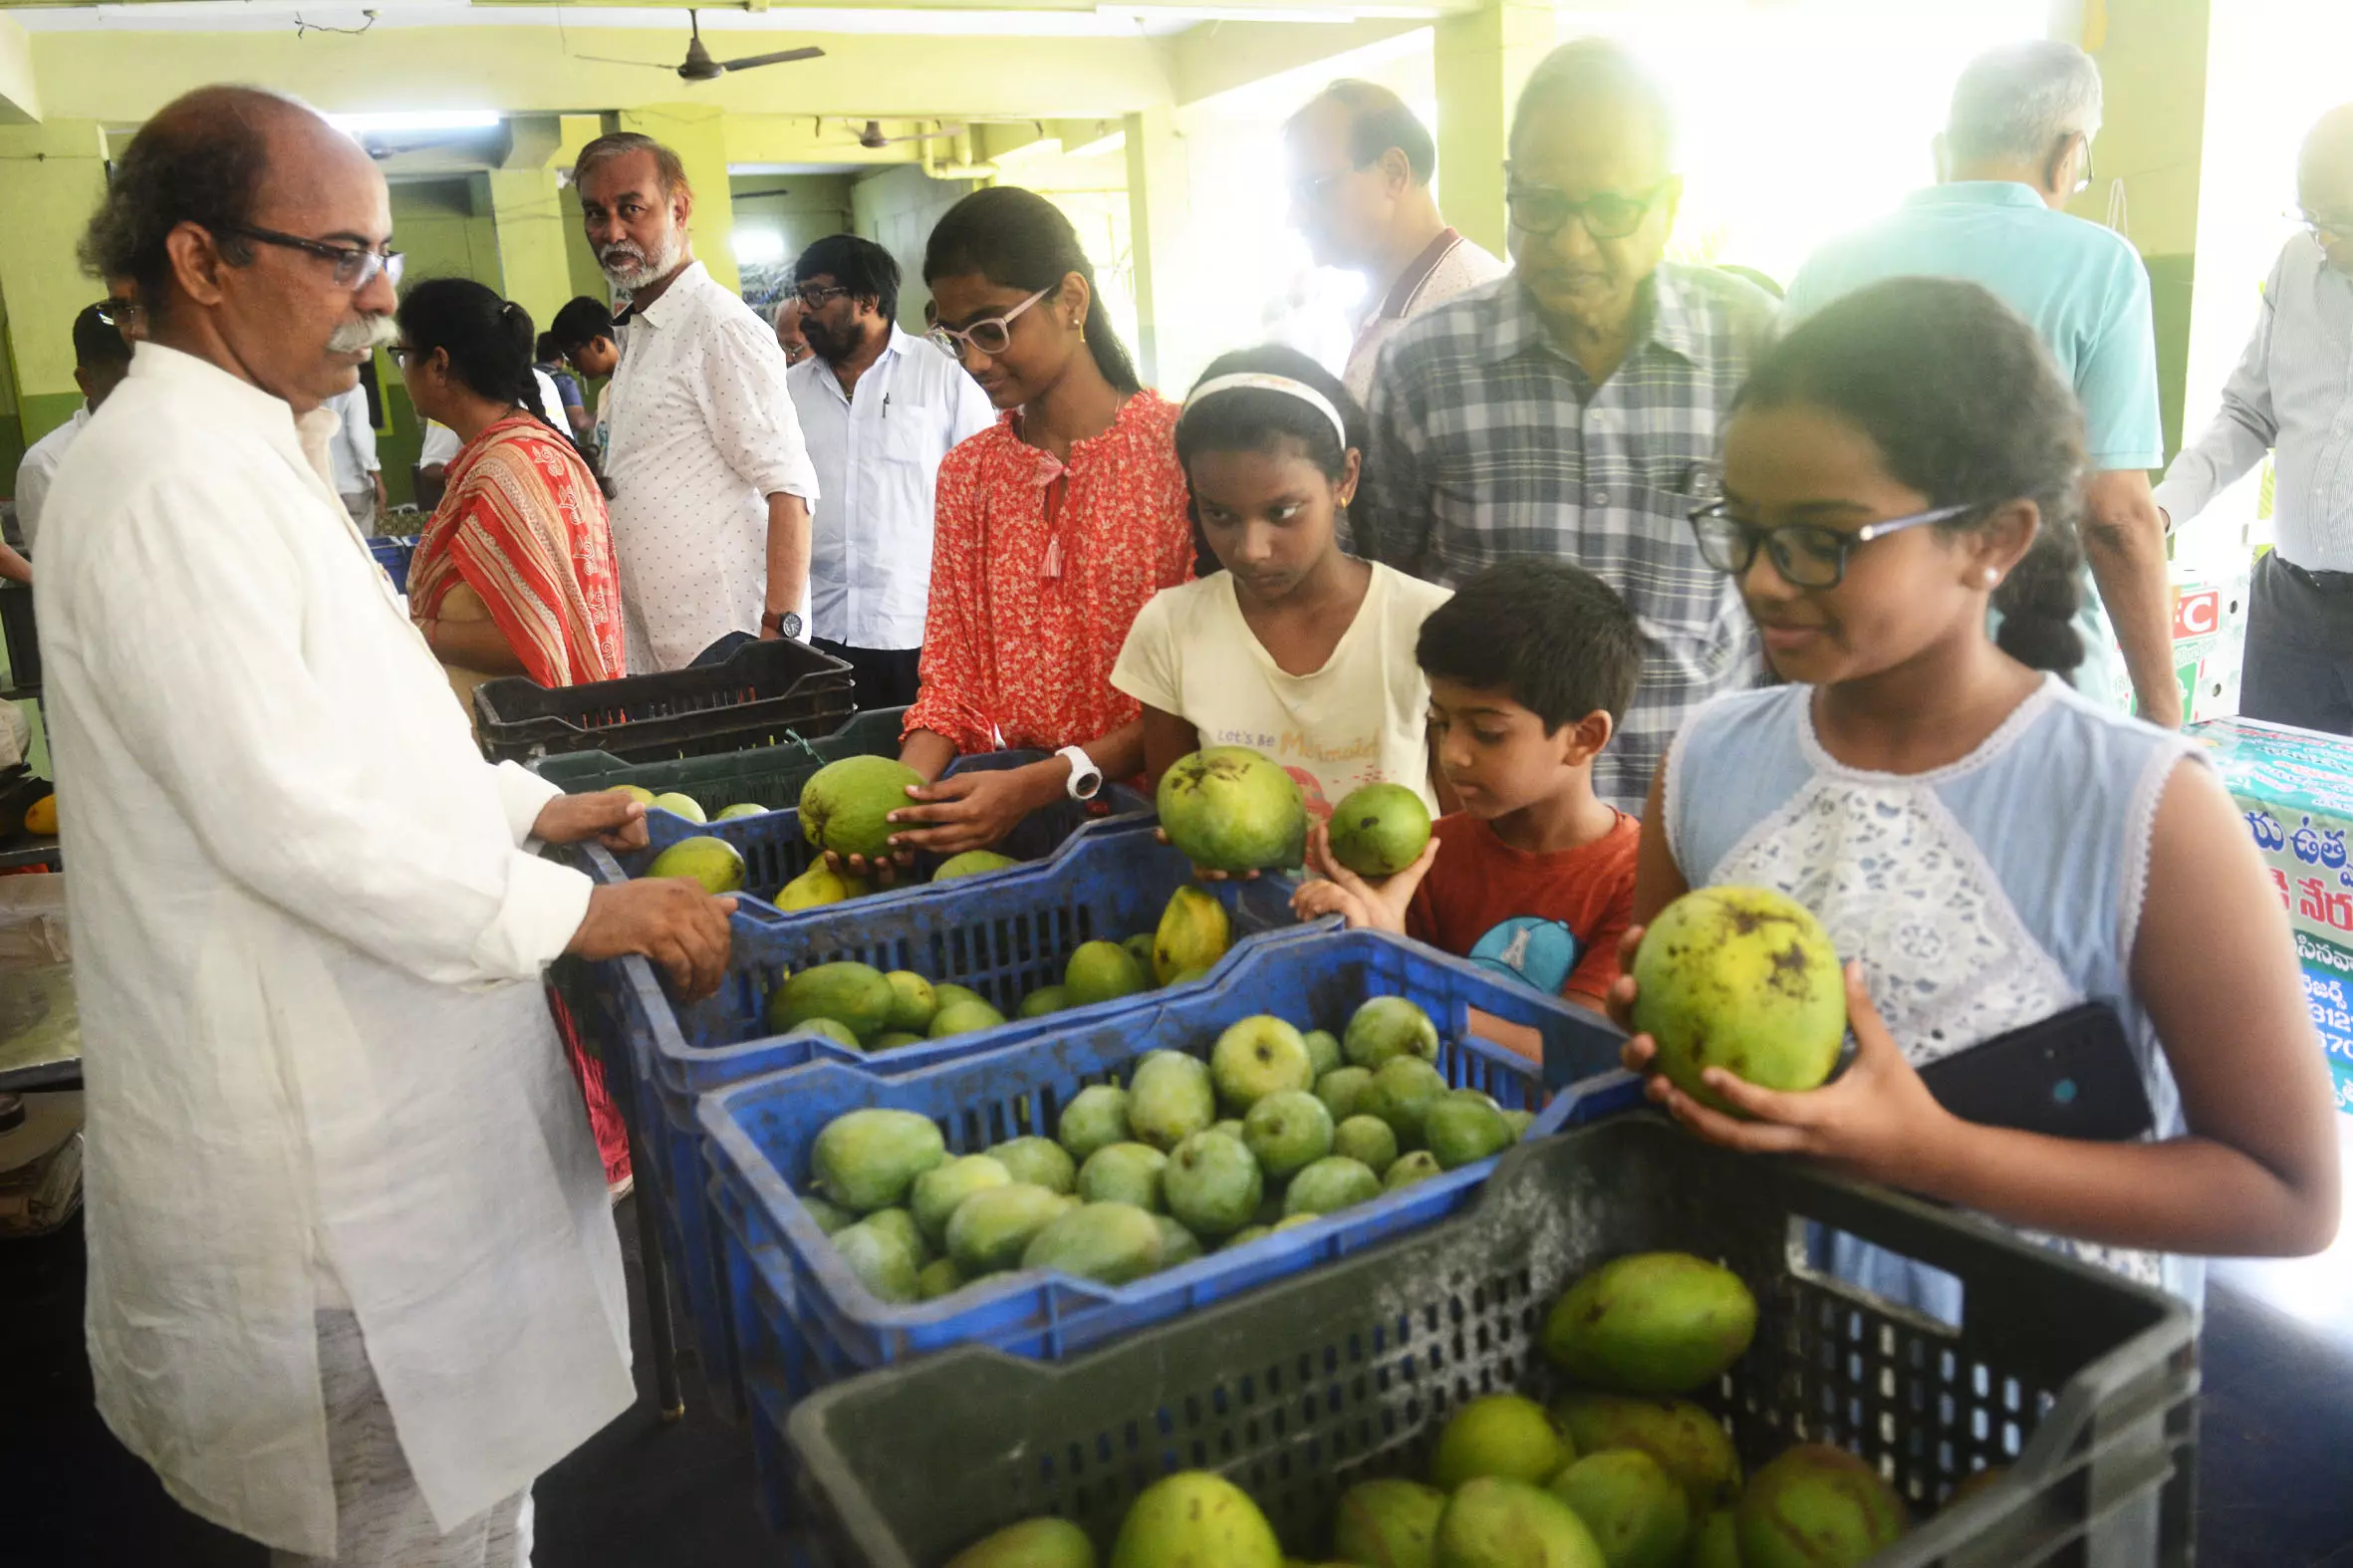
xmin=1021 ymin=1200 xmax=1166 ymax=1284
xmin=811 ymin=1109 xmax=945 ymax=1213
xmin=1332 ymin=1477 xmax=1446 ymax=1568
xmin=1543 ymin=1253 xmax=1758 ymax=1397
xmin=1550 ymin=1395 xmax=1742 ymax=1515
xmin=946 ymin=1516 xmax=1097 ymax=1568
xmin=911 ymin=1155 xmax=1012 ymax=1246
xmin=945 ymin=1182 xmax=1067 ymax=1275
xmin=1434 ymin=1476 xmax=1604 ymax=1568
xmin=1111 ymin=1471 xmax=1280 ymax=1568
xmin=989 ymin=1136 xmax=1079 ymax=1194
xmin=769 ymin=960 xmax=897 ymax=1041
xmin=1735 ymin=1445 xmax=1908 ymax=1568
xmin=1547 ymin=1449 xmax=1690 ymax=1568
xmin=1431 ymin=1394 xmax=1570 ymax=1492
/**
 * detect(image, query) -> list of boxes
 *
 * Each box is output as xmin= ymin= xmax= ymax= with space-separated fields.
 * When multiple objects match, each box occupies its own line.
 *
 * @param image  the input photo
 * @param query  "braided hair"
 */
xmin=1735 ymin=276 xmax=2088 ymax=672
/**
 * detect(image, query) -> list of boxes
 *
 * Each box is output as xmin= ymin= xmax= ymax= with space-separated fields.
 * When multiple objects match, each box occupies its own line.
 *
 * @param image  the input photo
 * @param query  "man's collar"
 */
xmin=1493 ymin=266 xmax=1696 ymax=368
xmin=621 ymin=258 xmax=708 ymax=331
xmin=1913 ymin=180 xmax=2050 ymax=212
xmin=128 ymin=341 xmax=303 ymax=430
xmin=1375 ymin=227 xmax=1463 ymax=321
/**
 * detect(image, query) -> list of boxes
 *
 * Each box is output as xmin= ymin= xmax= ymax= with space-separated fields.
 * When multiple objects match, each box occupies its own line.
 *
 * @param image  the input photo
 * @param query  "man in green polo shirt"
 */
xmin=1785 ymin=38 xmax=2179 ymax=728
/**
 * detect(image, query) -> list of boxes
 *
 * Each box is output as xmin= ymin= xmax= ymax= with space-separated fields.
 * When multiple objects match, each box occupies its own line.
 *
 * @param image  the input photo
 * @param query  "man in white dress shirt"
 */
xmin=322 ymin=380 xmax=385 ymax=531
xmin=45 ymin=86 xmax=735 ymax=1565
xmin=2158 ymin=105 xmax=2353 ymax=734
xmin=576 ymin=131 xmax=819 ymax=671
xmin=13 ymin=301 xmax=133 ymax=551
xmin=785 ymin=234 xmax=994 ymax=710
xmin=1285 ymin=80 xmax=1508 ymax=406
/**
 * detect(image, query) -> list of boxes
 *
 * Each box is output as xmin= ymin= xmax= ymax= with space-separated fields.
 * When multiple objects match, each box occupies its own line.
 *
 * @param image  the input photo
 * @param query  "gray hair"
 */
xmin=1947 ymin=40 xmax=2103 ymax=165
xmin=574 ymin=131 xmax=691 ymax=198
xmin=1509 ymin=38 xmax=1678 ymax=171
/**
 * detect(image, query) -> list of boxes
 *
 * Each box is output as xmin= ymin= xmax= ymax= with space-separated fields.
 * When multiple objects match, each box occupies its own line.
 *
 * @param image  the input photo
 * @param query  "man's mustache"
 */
xmin=328 ymin=316 xmax=397 ymax=355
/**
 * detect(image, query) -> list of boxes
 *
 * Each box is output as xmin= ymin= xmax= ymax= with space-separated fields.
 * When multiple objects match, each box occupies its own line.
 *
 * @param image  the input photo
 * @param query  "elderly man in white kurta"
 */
xmin=43 ymin=87 xmax=736 ymax=1567
xmin=576 ymin=131 xmax=821 ymax=672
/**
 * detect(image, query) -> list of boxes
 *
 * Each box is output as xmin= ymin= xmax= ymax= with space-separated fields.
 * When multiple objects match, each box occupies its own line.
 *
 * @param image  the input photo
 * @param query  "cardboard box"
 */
xmin=2102 ymin=568 xmax=2250 ymax=722
xmin=2189 ymin=715 xmax=2353 ymax=1114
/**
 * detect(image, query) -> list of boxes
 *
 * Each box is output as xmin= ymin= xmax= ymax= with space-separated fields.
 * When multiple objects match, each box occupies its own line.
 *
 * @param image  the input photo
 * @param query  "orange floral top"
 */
xmin=905 ymin=392 xmax=1194 ymax=755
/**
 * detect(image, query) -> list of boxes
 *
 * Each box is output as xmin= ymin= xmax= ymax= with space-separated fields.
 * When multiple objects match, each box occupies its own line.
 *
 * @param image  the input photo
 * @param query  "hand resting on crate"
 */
xmin=531 ymin=789 xmax=653 ymax=854
xmin=569 ymin=879 xmax=734 ymax=1001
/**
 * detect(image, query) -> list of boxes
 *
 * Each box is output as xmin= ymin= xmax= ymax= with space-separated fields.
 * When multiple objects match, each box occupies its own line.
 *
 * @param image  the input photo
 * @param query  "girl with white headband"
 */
xmin=1112 ymin=345 xmax=1451 ymax=826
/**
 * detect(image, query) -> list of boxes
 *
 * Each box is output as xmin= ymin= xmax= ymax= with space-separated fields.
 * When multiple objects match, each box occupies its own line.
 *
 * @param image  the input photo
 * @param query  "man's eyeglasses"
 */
xmin=94 ymin=299 xmax=141 ymax=329
xmin=795 ymin=282 xmax=853 ymax=310
xmin=220 ymin=223 xmax=403 ymax=292
xmin=1504 ymin=180 xmax=1673 ymax=242
xmin=2290 ymin=207 xmax=2353 ymax=242
xmin=928 ymin=287 xmax=1050 ymax=360
xmin=1688 ymin=499 xmax=1983 ymax=589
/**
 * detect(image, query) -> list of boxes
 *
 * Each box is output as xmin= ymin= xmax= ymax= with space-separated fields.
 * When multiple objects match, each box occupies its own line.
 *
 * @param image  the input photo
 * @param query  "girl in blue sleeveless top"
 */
xmin=1610 ymin=277 xmax=2338 ymax=1305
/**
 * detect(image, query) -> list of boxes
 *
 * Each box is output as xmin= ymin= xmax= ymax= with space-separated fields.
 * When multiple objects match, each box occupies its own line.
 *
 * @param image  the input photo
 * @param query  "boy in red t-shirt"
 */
xmin=1294 ymin=562 xmax=1642 ymax=1039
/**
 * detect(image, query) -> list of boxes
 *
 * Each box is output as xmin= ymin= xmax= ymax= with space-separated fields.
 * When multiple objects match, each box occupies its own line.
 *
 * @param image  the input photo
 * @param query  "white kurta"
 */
xmin=36 ymin=344 xmax=634 ymax=1556
xmin=604 ymin=260 xmax=820 ymax=672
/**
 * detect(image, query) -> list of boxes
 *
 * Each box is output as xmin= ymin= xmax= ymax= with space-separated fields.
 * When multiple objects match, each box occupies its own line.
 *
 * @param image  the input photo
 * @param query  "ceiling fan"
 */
xmin=576 ymin=10 xmax=824 ymax=83
xmin=855 ymin=120 xmax=966 ymax=150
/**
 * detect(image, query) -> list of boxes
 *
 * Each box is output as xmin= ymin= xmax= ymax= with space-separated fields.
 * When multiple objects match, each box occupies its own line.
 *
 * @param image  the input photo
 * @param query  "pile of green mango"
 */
xmin=758 ymin=886 xmax=1238 ymax=1055
xmin=946 ymin=1247 xmax=1979 ymax=1566
xmin=796 ymin=993 xmax=1541 ymax=1310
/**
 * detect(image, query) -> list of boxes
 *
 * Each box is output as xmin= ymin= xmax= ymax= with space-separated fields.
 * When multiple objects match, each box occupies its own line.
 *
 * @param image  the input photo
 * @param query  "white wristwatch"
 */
xmin=1056 ymin=745 xmax=1104 ymax=801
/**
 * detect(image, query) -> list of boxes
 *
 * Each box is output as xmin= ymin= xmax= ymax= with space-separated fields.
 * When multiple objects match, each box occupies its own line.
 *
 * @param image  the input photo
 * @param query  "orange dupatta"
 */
xmin=406 ymin=415 xmax=626 ymax=687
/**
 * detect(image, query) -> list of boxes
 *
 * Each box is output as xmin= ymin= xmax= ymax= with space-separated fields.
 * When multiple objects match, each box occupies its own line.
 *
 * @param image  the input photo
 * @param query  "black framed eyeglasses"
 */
xmin=795 ymin=282 xmax=853 ymax=310
xmin=94 ymin=299 xmax=141 ymax=328
xmin=1504 ymin=178 xmax=1673 ymax=241
xmin=388 ymin=345 xmax=418 ymax=369
xmin=220 ymin=223 xmax=403 ymax=292
xmin=1688 ymin=499 xmax=1984 ymax=588
xmin=928 ymin=286 xmax=1050 ymax=360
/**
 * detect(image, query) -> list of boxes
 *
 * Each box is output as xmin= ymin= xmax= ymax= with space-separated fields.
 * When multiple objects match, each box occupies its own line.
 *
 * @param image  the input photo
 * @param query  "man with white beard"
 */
xmin=574 ymin=131 xmax=819 ymax=670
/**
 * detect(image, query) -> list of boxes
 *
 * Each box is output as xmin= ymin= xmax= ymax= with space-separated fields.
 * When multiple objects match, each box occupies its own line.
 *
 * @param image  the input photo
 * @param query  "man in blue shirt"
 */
xmin=1786 ymin=39 xmax=2180 ymax=727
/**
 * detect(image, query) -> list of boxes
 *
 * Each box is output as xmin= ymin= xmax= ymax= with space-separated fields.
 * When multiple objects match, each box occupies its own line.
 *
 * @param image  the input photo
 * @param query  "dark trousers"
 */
xmin=814 ymin=638 xmax=922 ymax=712
xmin=2242 ymin=550 xmax=2353 ymax=735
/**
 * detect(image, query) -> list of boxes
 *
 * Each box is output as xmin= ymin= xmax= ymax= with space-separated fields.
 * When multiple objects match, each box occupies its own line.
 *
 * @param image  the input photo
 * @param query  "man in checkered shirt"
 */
xmin=1356 ymin=38 xmax=1776 ymax=813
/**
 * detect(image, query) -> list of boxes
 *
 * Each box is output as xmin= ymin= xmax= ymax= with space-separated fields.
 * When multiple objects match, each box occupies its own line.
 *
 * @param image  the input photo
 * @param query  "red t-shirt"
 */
xmin=1406 ymin=812 xmax=1640 ymax=1004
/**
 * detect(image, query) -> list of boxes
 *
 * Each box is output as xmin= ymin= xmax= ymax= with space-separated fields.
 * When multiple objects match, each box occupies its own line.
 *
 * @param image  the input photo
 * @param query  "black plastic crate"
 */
xmin=473 ymin=638 xmax=855 ymax=763
xmin=786 ymin=1116 xmax=2197 ymax=1568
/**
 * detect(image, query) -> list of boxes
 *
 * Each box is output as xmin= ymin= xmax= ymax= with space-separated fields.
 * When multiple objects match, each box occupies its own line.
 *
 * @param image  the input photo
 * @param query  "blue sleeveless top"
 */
xmin=1664 ymin=674 xmax=2203 ymax=1305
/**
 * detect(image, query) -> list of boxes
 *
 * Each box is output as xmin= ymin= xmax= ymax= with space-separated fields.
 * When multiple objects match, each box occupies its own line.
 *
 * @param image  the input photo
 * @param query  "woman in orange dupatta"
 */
xmin=392 ymin=278 xmax=635 ymax=1195
xmin=394 ymin=279 xmax=625 ymax=699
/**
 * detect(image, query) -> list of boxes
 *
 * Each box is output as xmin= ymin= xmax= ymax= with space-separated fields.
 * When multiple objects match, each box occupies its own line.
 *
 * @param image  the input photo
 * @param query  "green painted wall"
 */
xmin=392 ymin=178 xmax=505 ymax=292
xmin=852 ymin=164 xmax=978 ymax=330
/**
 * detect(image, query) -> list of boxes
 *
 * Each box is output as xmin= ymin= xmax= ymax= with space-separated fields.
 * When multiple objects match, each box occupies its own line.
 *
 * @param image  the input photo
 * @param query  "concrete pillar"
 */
xmin=487 ymin=168 xmax=573 ymax=333
xmin=1123 ymin=105 xmax=1190 ymax=391
xmin=1433 ymin=0 xmax=1555 ymax=257
xmin=618 ymin=104 xmax=741 ymax=295
xmin=0 ymin=119 xmax=110 ymax=447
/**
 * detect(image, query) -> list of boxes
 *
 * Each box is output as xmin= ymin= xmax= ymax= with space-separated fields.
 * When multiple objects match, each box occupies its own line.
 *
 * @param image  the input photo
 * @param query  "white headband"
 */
xmin=1183 ymin=373 xmax=1350 ymax=449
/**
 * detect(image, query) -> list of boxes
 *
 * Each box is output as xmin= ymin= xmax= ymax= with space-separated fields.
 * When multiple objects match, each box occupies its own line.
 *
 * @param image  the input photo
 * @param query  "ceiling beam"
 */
xmin=26 ymin=22 xmax=1177 ymax=122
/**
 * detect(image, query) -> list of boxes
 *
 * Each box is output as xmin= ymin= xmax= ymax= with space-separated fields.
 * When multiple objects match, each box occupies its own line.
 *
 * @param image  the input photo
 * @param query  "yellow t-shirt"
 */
xmin=1112 ymin=562 xmax=1451 ymax=818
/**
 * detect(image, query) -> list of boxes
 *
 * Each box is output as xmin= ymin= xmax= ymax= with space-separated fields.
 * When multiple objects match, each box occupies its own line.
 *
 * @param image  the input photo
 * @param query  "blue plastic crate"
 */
xmin=698 ymin=929 xmax=1640 ymax=1526
xmin=368 ymin=534 xmax=416 ymax=588
xmin=576 ymin=820 xmax=1302 ymax=1423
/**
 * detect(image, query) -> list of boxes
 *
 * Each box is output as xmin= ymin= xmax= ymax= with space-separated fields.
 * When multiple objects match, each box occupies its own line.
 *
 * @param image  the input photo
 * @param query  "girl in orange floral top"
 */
xmin=865 ymin=187 xmax=1193 ymax=867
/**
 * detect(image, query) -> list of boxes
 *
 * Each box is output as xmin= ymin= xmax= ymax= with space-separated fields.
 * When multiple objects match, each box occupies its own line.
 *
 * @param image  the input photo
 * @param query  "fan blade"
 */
xmin=573 ymin=54 xmax=686 ymax=69
xmin=717 ymin=46 xmax=826 ymax=72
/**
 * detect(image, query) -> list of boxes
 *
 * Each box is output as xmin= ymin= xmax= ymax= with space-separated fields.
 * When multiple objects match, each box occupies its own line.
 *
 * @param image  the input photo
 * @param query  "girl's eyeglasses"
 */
xmin=928 ymin=287 xmax=1050 ymax=360
xmin=1688 ymin=500 xmax=1984 ymax=589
